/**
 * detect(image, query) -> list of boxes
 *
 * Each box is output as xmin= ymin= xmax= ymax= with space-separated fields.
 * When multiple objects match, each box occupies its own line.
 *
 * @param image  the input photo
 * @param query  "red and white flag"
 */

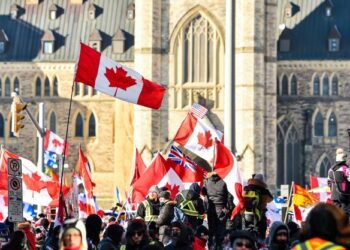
xmin=75 ymin=43 xmax=166 ymax=109
xmin=78 ymin=193 xmax=97 ymax=218
xmin=79 ymin=147 xmax=95 ymax=198
xmin=44 ymin=129 xmax=69 ymax=155
xmin=132 ymin=152 xmax=204 ymax=202
xmin=309 ymin=176 xmax=331 ymax=203
xmin=174 ymin=113 xmax=223 ymax=162
xmin=0 ymin=192 xmax=8 ymax=222
xmin=0 ymin=149 xmax=69 ymax=207
xmin=214 ymin=140 xmax=244 ymax=219
xmin=130 ymin=148 xmax=147 ymax=185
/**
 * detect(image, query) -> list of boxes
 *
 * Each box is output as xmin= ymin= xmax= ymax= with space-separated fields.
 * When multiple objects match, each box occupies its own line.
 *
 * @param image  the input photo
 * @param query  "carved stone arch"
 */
xmin=278 ymin=73 xmax=287 ymax=96
xmin=330 ymin=72 xmax=339 ymax=96
xmin=87 ymin=110 xmax=97 ymax=137
xmin=325 ymin=108 xmax=337 ymax=137
xmin=169 ymin=5 xmax=225 ymax=54
xmin=33 ymin=74 xmax=42 ymax=97
xmin=280 ymin=73 xmax=289 ymax=96
xmin=3 ymin=75 xmax=11 ymax=97
xmin=140 ymin=144 xmax=153 ymax=164
xmin=321 ymin=72 xmax=330 ymax=96
xmin=316 ymin=153 xmax=331 ymax=177
xmin=311 ymin=72 xmax=320 ymax=96
xmin=72 ymin=110 xmax=84 ymax=137
xmin=169 ymin=6 xmax=225 ymax=110
xmin=312 ymin=107 xmax=324 ymax=137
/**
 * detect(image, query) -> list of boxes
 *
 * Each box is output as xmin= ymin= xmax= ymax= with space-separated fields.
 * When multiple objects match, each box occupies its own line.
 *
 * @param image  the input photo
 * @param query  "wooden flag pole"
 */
xmin=284 ymin=181 xmax=294 ymax=223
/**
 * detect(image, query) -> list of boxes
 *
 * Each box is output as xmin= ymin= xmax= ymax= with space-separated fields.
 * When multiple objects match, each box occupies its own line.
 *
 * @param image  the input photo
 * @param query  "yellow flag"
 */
xmin=293 ymin=184 xmax=319 ymax=208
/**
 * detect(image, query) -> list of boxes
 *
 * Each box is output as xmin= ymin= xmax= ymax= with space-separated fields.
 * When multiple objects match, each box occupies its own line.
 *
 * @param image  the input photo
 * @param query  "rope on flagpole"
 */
xmin=284 ymin=181 xmax=294 ymax=223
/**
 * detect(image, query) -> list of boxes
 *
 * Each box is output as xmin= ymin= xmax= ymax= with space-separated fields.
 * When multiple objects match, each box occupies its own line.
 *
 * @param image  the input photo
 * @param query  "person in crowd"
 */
xmin=203 ymin=171 xmax=234 ymax=250
xmin=1 ymin=230 xmax=28 ymax=250
xmin=222 ymin=230 xmax=233 ymax=250
xmin=287 ymin=221 xmax=300 ymax=247
xmin=156 ymin=189 xmax=176 ymax=245
xmin=85 ymin=214 xmax=102 ymax=250
xmin=192 ymin=225 xmax=209 ymax=250
xmin=41 ymin=225 xmax=61 ymax=250
xmin=164 ymin=221 xmax=193 ymax=250
xmin=230 ymin=230 xmax=256 ymax=250
xmin=175 ymin=183 xmax=205 ymax=230
xmin=97 ymin=223 xmax=124 ymax=250
xmin=292 ymin=203 xmax=350 ymax=250
xmin=328 ymin=148 xmax=350 ymax=215
xmin=265 ymin=221 xmax=289 ymax=250
xmin=242 ymin=173 xmax=273 ymax=241
xmin=59 ymin=218 xmax=87 ymax=250
xmin=137 ymin=185 xmax=161 ymax=225
xmin=120 ymin=219 xmax=149 ymax=250
xmin=18 ymin=221 xmax=36 ymax=250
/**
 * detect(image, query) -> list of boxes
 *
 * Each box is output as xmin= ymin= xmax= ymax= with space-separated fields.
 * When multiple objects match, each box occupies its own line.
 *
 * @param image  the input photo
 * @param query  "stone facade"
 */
xmin=0 ymin=0 xmax=280 ymax=208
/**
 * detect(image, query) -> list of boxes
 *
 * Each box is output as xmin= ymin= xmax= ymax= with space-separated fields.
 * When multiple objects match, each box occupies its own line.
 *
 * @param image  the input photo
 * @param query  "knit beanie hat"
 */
xmin=148 ymin=185 xmax=160 ymax=194
xmin=159 ymin=190 xmax=171 ymax=199
xmin=195 ymin=225 xmax=209 ymax=237
xmin=60 ymin=218 xmax=87 ymax=250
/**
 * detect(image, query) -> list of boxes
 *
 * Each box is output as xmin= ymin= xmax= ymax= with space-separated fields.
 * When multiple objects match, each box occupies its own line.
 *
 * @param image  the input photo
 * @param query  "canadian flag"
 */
xmin=0 ymin=149 xmax=70 ymax=207
xmin=44 ymin=129 xmax=69 ymax=156
xmin=174 ymin=113 xmax=223 ymax=162
xmin=130 ymin=148 xmax=147 ymax=186
xmin=214 ymin=140 xmax=244 ymax=219
xmin=309 ymin=176 xmax=331 ymax=203
xmin=0 ymin=192 xmax=8 ymax=222
xmin=78 ymin=193 xmax=97 ymax=218
xmin=75 ymin=43 xmax=166 ymax=109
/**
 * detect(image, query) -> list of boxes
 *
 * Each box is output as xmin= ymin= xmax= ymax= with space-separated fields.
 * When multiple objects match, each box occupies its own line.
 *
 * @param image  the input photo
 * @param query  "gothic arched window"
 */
xmin=35 ymin=78 xmax=42 ymax=97
xmin=171 ymin=11 xmax=224 ymax=109
xmin=83 ymin=85 xmax=89 ymax=96
xmin=44 ymin=77 xmax=50 ymax=96
xmin=315 ymin=112 xmax=324 ymax=136
xmin=49 ymin=112 xmax=56 ymax=133
xmin=286 ymin=127 xmax=300 ymax=184
xmin=322 ymin=74 xmax=329 ymax=96
xmin=332 ymin=75 xmax=338 ymax=96
xmin=328 ymin=112 xmax=337 ymax=137
xmin=282 ymin=75 xmax=288 ymax=96
xmin=88 ymin=113 xmax=96 ymax=137
xmin=313 ymin=75 xmax=320 ymax=96
xmin=290 ymin=75 xmax=297 ymax=95
xmin=319 ymin=157 xmax=331 ymax=178
xmin=75 ymin=113 xmax=83 ymax=137
xmin=0 ymin=114 xmax=4 ymax=137
xmin=9 ymin=117 xmax=14 ymax=138
xmin=53 ymin=76 xmax=58 ymax=96
xmin=13 ymin=77 xmax=20 ymax=95
xmin=5 ymin=77 xmax=10 ymax=97
xmin=74 ymin=83 xmax=80 ymax=96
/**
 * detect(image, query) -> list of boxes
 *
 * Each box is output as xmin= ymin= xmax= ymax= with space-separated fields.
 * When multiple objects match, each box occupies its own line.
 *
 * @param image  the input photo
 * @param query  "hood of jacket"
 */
xmin=268 ymin=221 xmax=289 ymax=246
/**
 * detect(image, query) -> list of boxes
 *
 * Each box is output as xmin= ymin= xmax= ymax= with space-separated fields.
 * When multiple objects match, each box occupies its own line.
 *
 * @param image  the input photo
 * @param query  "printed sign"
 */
xmin=8 ymin=158 xmax=22 ymax=176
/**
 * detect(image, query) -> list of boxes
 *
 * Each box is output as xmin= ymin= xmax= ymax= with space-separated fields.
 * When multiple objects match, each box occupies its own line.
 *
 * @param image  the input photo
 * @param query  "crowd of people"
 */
xmin=2 ymin=167 xmax=350 ymax=250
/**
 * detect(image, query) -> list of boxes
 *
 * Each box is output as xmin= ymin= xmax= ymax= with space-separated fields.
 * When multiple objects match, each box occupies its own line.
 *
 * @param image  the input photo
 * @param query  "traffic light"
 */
xmin=11 ymin=96 xmax=26 ymax=137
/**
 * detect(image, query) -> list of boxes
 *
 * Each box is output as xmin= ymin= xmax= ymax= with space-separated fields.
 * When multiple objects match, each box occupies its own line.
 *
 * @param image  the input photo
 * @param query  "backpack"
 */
xmin=172 ymin=206 xmax=188 ymax=223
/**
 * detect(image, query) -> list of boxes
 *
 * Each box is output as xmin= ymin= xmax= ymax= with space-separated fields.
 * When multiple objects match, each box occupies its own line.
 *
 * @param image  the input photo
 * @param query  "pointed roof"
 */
xmin=41 ymin=30 xmax=55 ymax=41
xmin=88 ymin=3 xmax=96 ymax=11
xmin=325 ymin=0 xmax=334 ymax=8
xmin=329 ymin=25 xmax=341 ymax=39
xmin=10 ymin=4 xmax=18 ymax=12
xmin=49 ymin=4 xmax=58 ymax=11
xmin=89 ymin=29 xmax=102 ymax=41
xmin=0 ymin=29 xmax=9 ymax=42
xmin=113 ymin=29 xmax=125 ymax=41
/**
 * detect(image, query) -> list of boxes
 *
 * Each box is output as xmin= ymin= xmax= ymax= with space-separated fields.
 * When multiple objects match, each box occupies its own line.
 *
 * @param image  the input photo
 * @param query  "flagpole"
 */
xmin=59 ymin=81 xmax=75 ymax=207
xmin=284 ymin=181 xmax=294 ymax=223
xmin=212 ymin=139 xmax=217 ymax=172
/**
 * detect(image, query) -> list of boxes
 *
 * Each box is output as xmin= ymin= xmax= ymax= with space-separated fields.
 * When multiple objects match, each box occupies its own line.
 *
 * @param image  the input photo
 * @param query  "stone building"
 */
xmin=0 ymin=0 xmax=278 ymax=208
xmin=277 ymin=0 xmax=350 ymax=187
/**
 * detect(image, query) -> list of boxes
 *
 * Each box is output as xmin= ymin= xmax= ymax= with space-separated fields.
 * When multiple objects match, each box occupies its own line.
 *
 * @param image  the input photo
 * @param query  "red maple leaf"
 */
xmin=197 ymin=130 xmax=213 ymax=149
xmin=52 ymin=139 xmax=63 ymax=148
xmin=104 ymin=66 xmax=137 ymax=91
xmin=22 ymin=173 xmax=46 ymax=193
xmin=165 ymin=182 xmax=180 ymax=200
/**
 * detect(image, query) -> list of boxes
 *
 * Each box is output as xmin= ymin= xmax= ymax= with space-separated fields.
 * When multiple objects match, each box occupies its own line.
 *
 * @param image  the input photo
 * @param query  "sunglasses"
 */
xmin=235 ymin=241 xmax=252 ymax=248
xmin=132 ymin=231 xmax=143 ymax=237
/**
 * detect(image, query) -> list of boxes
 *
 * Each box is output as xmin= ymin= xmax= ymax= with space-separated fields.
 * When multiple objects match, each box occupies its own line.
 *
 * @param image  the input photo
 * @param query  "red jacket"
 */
xmin=192 ymin=237 xmax=207 ymax=250
xmin=18 ymin=223 xmax=36 ymax=250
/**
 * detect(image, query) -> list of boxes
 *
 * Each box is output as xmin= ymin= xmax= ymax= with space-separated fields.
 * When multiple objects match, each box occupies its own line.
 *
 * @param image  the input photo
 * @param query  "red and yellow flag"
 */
xmin=293 ymin=184 xmax=319 ymax=208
